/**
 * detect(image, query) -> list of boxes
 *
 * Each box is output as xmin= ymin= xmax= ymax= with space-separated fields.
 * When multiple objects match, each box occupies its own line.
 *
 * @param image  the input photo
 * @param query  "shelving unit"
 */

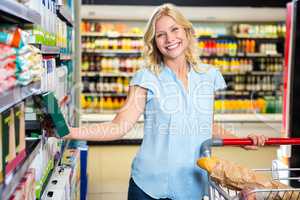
xmin=83 ymin=49 xmax=142 ymax=54
xmin=80 ymin=23 xmax=284 ymax=110
xmin=0 ymin=1 xmax=84 ymax=200
xmin=0 ymin=0 xmax=41 ymax=24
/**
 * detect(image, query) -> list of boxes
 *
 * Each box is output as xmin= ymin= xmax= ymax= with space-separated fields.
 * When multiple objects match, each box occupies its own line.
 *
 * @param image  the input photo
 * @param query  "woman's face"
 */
xmin=155 ymin=15 xmax=189 ymax=61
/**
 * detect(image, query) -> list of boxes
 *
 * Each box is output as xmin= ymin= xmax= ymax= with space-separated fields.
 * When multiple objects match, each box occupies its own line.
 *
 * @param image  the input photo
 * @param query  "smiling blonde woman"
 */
xmin=65 ymin=3 xmax=268 ymax=200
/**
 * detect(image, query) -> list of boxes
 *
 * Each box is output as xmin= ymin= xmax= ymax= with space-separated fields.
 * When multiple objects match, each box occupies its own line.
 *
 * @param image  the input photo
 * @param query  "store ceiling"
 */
xmin=82 ymin=0 xmax=290 ymax=8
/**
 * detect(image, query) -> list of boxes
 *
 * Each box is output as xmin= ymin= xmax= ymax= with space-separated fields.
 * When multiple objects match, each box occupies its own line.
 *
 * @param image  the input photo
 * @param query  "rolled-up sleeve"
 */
xmin=130 ymin=68 xmax=157 ymax=102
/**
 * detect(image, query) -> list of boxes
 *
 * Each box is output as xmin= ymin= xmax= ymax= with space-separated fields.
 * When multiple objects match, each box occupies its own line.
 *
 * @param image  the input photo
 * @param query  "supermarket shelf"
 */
xmin=216 ymin=91 xmax=250 ymax=95
xmin=198 ymin=35 xmax=284 ymax=42
xmin=251 ymin=71 xmax=283 ymax=75
xmin=214 ymin=113 xmax=282 ymax=122
xmin=83 ymin=49 xmax=142 ymax=54
xmin=0 ymin=81 xmax=41 ymax=113
xmin=82 ymin=92 xmax=128 ymax=97
xmin=216 ymin=90 xmax=281 ymax=96
xmin=199 ymin=53 xmax=283 ymax=59
xmin=56 ymin=5 xmax=73 ymax=26
xmin=80 ymin=113 xmax=281 ymax=123
xmin=60 ymin=54 xmax=72 ymax=60
xmin=0 ymin=0 xmax=41 ymax=24
xmin=234 ymin=34 xmax=285 ymax=40
xmin=81 ymin=71 xmax=134 ymax=77
xmin=31 ymin=44 xmax=60 ymax=54
xmin=81 ymin=32 xmax=143 ymax=38
xmin=0 ymin=140 xmax=42 ymax=200
xmin=222 ymin=71 xmax=282 ymax=76
xmin=41 ymin=45 xmax=60 ymax=54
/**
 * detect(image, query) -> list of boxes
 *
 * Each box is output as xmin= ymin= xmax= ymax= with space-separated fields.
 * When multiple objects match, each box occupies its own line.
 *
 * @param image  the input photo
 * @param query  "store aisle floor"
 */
xmin=87 ymin=145 xmax=277 ymax=200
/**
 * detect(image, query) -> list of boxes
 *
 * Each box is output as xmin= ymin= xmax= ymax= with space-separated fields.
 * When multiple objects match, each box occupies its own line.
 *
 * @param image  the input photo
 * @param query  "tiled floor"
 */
xmin=87 ymin=145 xmax=278 ymax=200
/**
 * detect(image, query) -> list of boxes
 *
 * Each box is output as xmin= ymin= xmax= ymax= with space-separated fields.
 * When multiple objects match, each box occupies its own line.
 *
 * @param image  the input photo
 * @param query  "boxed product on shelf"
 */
xmin=9 ymin=168 xmax=36 ymax=200
xmin=42 ymin=166 xmax=72 ymax=200
xmin=42 ymin=57 xmax=56 ymax=92
xmin=55 ymin=65 xmax=68 ymax=102
xmin=61 ymin=149 xmax=81 ymax=200
xmin=0 ymin=105 xmax=26 ymax=181
xmin=33 ymin=92 xmax=70 ymax=137
xmin=13 ymin=102 xmax=26 ymax=163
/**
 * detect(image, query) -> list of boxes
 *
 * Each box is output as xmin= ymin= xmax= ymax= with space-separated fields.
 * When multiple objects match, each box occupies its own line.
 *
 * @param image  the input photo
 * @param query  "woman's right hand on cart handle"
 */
xmin=212 ymin=124 xmax=268 ymax=150
xmin=243 ymin=134 xmax=269 ymax=150
xmin=64 ymin=86 xmax=147 ymax=141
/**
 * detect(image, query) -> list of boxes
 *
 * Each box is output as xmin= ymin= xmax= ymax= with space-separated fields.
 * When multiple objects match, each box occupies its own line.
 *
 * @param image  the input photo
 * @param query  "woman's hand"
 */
xmin=242 ymin=134 xmax=268 ymax=150
xmin=63 ymin=127 xmax=77 ymax=140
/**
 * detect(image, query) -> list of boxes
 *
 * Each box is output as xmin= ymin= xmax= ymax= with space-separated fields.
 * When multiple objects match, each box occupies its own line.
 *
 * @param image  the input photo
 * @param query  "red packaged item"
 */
xmin=0 ymin=27 xmax=29 ymax=48
xmin=0 ymin=43 xmax=16 ymax=61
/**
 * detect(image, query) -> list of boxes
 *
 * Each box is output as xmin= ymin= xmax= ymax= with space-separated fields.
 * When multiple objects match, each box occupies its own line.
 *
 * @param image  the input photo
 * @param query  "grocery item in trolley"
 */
xmin=198 ymin=157 xmax=288 ymax=190
xmin=198 ymin=138 xmax=300 ymax=200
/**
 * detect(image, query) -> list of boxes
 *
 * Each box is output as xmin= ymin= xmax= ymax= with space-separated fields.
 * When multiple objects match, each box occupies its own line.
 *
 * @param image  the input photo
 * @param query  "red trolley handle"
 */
xmin=200 ymin=138 xmax=300 ymax=157
xmin=222 ymin=138 xmax=300 ymax=146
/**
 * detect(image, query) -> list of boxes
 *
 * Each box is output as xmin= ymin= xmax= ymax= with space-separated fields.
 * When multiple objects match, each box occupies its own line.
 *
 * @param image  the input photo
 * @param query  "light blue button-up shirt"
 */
xmin=129 ymin=63 xmax=227 ymax=200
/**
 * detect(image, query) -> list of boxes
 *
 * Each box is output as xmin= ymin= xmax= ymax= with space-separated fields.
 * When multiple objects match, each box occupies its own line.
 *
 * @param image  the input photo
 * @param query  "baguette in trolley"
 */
xmin=198 ymin=138 xmax=300 ymax=200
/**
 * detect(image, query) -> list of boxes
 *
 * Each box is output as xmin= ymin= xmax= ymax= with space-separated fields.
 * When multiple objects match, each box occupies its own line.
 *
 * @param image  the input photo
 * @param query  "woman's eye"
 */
xmin=156 ymin=33 xmax=165 ymax=38
xmin=172 ymin=27 xmax=179 ymax=32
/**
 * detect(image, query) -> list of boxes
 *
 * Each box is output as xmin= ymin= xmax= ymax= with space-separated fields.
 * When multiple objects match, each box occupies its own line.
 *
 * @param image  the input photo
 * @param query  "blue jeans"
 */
xmin=127 ymin=178 xmax=172 ymax=200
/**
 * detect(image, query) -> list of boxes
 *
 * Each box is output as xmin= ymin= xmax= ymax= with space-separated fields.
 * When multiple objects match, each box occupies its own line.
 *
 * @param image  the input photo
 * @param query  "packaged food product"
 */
xmin=197 ymin=157 xmax=299 ymax=199
xmin=0 ymin=27 xmax=29 ymax=48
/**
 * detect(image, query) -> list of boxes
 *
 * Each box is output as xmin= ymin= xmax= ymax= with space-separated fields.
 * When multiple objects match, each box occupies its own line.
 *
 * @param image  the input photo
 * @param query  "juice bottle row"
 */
xmin=82 ymin=76 xmax=131 ymax=94
xmin=198 ymin=39 xmax=280 ymax=56
xmin=82 ymin=37 xmax=143 ymax=51
xmin=232 ymin=24 xmax=286 ymax=38
xmin=231 ymin=75 xmax=279 ymax=91
xmin=200 ymin=57 xmax=283 ymax=73
xmin=259 ymin=58 xmax=283 ymax=72
xmin=214 ymin=97 xmax=282 ymax=114
xmin=81 ymin=96 xmax=126 ymax=111
xmin=82 ymin=55 xmax=143 ymax=73
xmin=200 ymin=58 xmax=253 ymax=73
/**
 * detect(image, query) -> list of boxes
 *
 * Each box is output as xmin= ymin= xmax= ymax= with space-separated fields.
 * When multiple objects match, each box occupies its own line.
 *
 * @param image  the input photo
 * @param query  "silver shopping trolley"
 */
xmin=200 ymin=138 xmax=300 ymax=200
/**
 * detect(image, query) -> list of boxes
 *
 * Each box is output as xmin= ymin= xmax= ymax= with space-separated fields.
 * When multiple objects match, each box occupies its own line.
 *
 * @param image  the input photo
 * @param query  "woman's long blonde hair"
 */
xmin=143 ymin=4 xmax=201 ymax=75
